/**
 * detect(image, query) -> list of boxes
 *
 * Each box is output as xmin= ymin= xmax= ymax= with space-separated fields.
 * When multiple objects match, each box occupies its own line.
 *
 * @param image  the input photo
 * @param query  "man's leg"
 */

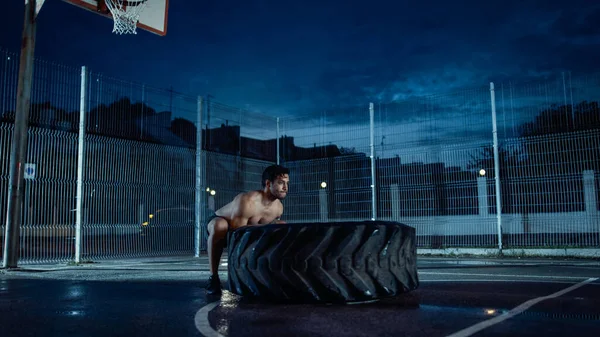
xmin=206 ymin=217 xmax=228 ymax=294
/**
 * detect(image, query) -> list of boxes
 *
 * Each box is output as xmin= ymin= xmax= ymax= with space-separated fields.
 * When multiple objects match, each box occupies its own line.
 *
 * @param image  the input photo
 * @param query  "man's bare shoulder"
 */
xmin=274 ymin=198 xmax=284 ymax=209
xmin=232 ymin=190 xmax=262 ymax=211
xmin=236 ymin=190 xmax=262 ymax=201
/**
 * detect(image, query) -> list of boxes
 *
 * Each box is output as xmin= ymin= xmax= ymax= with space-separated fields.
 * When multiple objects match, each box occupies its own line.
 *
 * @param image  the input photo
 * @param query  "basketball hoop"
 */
xmin=103 ymin=0 xmax=148 ymax=35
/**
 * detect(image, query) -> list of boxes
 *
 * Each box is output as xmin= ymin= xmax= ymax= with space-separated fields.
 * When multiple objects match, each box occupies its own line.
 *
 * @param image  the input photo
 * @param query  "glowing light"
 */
xmin=210 ymin=190 xmax=216 ymax=196
xmin=148 ymin=214 xmax=154 ymax=219
xmin=485 ymin=309 xmax=496 ymax=315
xmin=479 ymin=169 xmax=486 ymax=176
xmin=320 ymin=182 xmax=327 ymax=188
xmin=142 ymin=222 xmax=149 ymax=226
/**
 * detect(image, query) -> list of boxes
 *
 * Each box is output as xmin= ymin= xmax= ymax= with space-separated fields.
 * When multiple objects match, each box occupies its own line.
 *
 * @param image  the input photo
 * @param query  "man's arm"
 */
xmin=272 ymin=206 xmax=286 ymax=224
xmin=276 ymin=204 xmax=286 ymax=224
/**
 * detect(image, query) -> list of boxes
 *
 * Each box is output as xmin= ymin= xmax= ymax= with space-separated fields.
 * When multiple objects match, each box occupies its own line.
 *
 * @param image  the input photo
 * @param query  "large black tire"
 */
xmin=226 ymin=220 xmax=419 ymax=303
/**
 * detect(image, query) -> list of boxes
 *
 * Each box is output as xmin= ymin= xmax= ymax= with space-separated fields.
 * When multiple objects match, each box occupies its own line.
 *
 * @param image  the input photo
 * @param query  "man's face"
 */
xmin=268 ymin=174 xmax=289 ymax=200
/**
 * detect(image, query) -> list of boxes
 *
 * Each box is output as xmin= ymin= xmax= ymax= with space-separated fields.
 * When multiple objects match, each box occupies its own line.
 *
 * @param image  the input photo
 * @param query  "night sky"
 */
xmin=1 ymin=0 xmax=599 ymax=117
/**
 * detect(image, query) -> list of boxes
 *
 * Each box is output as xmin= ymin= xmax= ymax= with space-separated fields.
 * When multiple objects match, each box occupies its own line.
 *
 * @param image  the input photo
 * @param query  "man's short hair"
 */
xmin=262 ymin=164 xmax=290 ymax=187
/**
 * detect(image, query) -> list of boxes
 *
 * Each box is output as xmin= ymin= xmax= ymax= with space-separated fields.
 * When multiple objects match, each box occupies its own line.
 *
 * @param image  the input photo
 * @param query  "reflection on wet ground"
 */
xmin=205 ymin=278 xmax=600 ymax=337
xmin=1 ymin=257 xmax=599 ymax=337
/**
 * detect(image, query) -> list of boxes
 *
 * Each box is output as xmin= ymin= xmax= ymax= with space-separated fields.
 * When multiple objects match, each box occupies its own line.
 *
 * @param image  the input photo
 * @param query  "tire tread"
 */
xmin=227 ymin=221 xmax=419 ymax=303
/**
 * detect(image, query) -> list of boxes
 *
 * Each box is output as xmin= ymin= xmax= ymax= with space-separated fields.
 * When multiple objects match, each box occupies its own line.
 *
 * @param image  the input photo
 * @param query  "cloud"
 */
xmin=278 ymin=67 xmax=600 ymax=156
xmin=551 ymin=6 xmax=600 ymax=38
xmin=298 ymin=1 xmax=600 ymax=113
xmin=171 ymin=0 xmax=600 ymax=123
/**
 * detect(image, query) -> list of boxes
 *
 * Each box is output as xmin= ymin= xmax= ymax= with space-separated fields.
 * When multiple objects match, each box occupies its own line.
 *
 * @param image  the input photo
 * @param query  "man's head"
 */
xmin=262 ymin=164 xmax=290 ymax=200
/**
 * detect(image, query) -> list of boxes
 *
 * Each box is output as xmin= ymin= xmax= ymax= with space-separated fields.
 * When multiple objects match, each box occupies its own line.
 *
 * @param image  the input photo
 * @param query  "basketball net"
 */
xmin=103 ymin=0 xmax=148 ymax=35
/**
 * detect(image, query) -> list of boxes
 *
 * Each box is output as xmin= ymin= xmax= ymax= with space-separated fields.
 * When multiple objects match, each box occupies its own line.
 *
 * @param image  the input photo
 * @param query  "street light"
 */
xmin=320 ymin=182 xmax=327 ymax=188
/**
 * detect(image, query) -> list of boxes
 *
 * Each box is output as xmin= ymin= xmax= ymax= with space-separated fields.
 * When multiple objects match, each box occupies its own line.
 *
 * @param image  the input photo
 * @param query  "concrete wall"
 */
xmin=309 ymin=170 xmax=599 ymax=237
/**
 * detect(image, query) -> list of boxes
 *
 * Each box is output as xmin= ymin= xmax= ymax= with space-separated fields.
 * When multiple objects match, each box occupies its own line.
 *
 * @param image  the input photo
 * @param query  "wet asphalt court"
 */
xmin=1 ymin=256 xmax=600 ymax=337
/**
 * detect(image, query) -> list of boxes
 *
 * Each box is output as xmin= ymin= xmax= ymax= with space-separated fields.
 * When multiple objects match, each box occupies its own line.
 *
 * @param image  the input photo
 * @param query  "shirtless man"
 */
xmin=205 ymin=164 xmax=290 ymax=295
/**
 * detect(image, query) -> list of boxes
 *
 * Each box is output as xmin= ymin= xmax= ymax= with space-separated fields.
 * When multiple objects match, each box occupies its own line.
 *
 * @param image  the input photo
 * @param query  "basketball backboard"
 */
xmin=63 ymin=0 xmax=168 ymax=36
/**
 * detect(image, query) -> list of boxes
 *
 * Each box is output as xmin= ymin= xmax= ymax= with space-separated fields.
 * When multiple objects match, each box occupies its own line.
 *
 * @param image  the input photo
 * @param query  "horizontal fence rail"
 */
xmin=1 ymin=46 xmax=599 ymax=265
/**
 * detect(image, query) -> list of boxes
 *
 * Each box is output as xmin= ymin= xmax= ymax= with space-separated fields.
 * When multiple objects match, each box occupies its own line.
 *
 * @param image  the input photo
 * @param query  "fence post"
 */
xmin=276 ymin=117 xmax=280 ymax=165
xmin=390 ymin=184 xmax=399 ymax=220
xmin=319 ymin=188 xmax=328 ymax=222
xmin=490 ymin=82 xmax=503 ymax=252
xmin=75 ymin=66 xmax=88 ymax=263
xmin=369 ymin=102 xmax=377 ymax=221
xmin=477 ymin=176 xmax=489 ymax=216
xmin=194 ymin=96 xmax=204 ymax=257
xmin=140 ymin=84 xmax=145 ymax=139
xmin=582 ymin=170 xmax=598 ymax=240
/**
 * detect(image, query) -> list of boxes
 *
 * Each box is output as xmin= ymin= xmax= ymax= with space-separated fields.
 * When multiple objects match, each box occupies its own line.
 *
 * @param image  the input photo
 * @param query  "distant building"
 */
xmin=204 ymin=124 xmax=343 ymax=162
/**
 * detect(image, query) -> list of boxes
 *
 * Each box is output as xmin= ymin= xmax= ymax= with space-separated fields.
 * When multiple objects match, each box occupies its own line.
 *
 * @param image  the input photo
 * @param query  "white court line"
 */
xmin=420 ymin=271 xmax=593 ymax=280
xmin=191 ymin=278 xmax=517 ymax=337
xmin=194 ymin=301 xmax=224 ymax=337
xmin=193 ymin=277 xmax=598 ymax=337
xmin=445 ymin=277 xmax=599 ymax=337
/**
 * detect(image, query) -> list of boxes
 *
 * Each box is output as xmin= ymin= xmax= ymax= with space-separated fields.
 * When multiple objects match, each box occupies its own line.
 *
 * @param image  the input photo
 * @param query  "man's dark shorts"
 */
xmin=205 ymin=210 xmax=227 ymax=236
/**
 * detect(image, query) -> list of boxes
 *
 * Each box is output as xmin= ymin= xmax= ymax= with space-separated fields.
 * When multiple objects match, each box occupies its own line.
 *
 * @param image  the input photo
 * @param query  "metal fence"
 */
xmin=0 ymin=48 xmax=277 ymax=264
xmin=1 ymin=45 xmax=600 ymax=265
xmin=279 ymin=73 xmax=600 ymax=249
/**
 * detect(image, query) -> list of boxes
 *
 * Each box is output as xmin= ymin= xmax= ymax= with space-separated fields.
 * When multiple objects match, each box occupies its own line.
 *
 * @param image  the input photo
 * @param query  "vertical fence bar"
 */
xmin=276 ymin=117 xmax=280 ymax=165
xmin=194 ymin=96 xmax=203 ymax=257
xmin=140 ymin=84 xmax=145 ymax=139
xmin=490 ymin=82 xmax=503 ymax=251
xmin=369 ymin=102 xmax=377 ymax=220
xmin=75 ymin=66 xmax=88 ymax=263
